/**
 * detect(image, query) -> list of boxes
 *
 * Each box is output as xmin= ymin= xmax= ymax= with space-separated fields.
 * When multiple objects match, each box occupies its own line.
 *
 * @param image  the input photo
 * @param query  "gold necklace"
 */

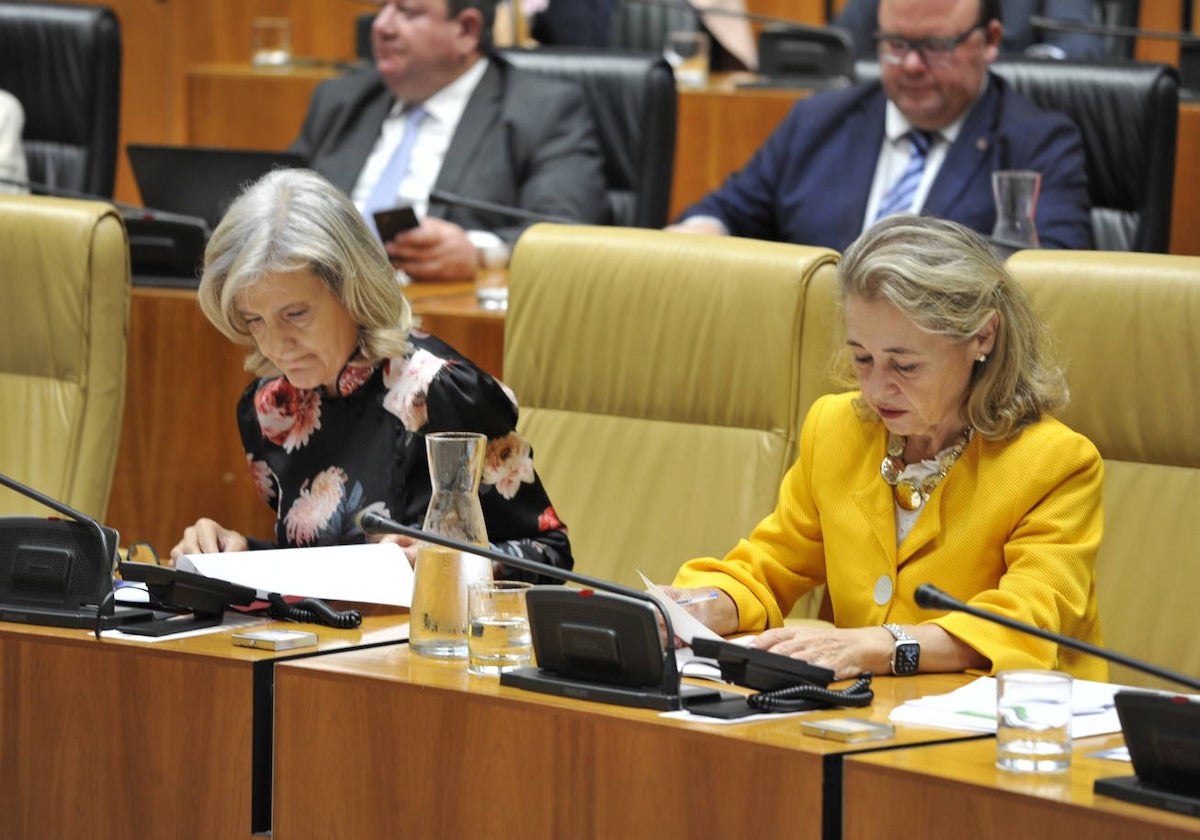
xmin=879 ymin=428 xmax=973 ymax=512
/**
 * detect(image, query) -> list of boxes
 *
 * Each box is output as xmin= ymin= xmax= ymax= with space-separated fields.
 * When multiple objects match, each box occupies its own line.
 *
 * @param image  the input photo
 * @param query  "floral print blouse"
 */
xmin=237 ymin=330 xmax=571 ymax=582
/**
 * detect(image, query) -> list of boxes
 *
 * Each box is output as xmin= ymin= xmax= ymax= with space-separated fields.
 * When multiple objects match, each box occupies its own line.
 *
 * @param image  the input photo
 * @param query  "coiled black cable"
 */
xmin=267 ymin=592 xmax=362 ymax=629
xmin=747 ymin=674 xmax=875 ymax=713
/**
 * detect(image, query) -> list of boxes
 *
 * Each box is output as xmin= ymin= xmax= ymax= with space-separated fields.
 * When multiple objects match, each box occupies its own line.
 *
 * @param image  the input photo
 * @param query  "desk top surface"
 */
xmin=844 ymin=733 xmax=1200 ymax=835
xmin=0 ymin=605 xmax=409 ymax=662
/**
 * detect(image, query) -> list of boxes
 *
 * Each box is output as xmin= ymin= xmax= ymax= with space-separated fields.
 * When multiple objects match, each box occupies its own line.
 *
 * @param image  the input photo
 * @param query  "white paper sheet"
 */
xmin=177 ymin=543 xmax=415 ymax=606
xmin=888 ymin=675 xmax=1124 ymax=738
xmin=636 ymin=569 xmax=725 ymax=645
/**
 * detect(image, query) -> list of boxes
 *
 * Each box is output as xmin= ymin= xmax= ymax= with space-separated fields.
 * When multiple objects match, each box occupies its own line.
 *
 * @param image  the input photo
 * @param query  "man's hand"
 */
xmin=384 ymin=217 xmax=478 ymax=282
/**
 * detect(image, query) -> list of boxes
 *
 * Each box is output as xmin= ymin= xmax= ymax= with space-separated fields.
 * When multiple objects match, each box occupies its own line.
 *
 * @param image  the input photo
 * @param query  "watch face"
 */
xmin=893 ymin=641 xmax=920 ymax=675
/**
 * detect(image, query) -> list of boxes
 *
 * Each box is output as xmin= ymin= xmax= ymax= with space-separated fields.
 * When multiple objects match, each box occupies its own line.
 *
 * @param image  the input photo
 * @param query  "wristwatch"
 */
xmin=883 ymin=623 xmax=921 ymax=676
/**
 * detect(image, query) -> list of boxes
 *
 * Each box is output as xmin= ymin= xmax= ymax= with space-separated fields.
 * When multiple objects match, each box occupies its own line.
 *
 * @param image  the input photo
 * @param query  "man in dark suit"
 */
xmin=289 ymin=0 xmax=606 ymax=282
xmin=669 ymin=0 xmax=1092 ymax=252
xmin=835 ymin=0 xmax=1105 ymax=60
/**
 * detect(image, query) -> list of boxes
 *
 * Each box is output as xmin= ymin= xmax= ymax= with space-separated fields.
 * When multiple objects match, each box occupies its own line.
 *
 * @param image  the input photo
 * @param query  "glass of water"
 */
xmin=996 ymin=670 xmax=1073 ymax=773
xmin=664 ymin=30 xmax=710 ymax=89
xmin=467 ymin=580 xmax=533 ymax=676
xmin=476 ymin=242 xmax=510 ymax=311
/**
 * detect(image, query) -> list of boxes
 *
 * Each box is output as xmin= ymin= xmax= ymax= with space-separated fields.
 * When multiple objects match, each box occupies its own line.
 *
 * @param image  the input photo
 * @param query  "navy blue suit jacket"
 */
xmin=679 ymin=74 xmax=1092 ymax=251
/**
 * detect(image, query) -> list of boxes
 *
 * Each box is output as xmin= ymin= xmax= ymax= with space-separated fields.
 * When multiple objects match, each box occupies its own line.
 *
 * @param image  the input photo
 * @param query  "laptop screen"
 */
xmin=127 ymin=144 xmax=308 ymax=229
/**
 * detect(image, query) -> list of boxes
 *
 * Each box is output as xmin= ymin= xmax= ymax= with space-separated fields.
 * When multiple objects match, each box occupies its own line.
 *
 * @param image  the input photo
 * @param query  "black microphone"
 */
xmin=915 ymin=583 xmax=1200 ymax=692
xmin=0 ymin=472 xmax=156 ymax=634
xmin=1029 ymin=15 xmax=1200 ymax=46
xmin=0 ymin=174 xmax=210 ymax=229
xmin=356 ymin=509 xmax=685 ymax=701
xmin=427 ymin=190 xmax=575 ymax=225
xmin=0 ymin=174 xmax=211 ymax=280
xmin=0 ymin=472 xmax=115 ymax=569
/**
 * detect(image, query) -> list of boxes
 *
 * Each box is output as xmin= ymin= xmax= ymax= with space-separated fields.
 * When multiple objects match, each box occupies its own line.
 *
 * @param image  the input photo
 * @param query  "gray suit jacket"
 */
xmin=288 ymin=55 xmax=608 ymax=243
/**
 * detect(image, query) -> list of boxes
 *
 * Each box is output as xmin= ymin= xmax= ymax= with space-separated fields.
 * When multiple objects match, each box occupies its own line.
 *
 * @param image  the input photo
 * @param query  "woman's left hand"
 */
xmin=753 ymin=625 xmax=890 ymax=680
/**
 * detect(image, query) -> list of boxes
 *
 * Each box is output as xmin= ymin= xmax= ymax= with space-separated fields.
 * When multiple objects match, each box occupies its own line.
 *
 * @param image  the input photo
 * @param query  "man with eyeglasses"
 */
xmin=835 ymin=0 xmax=1104 ymax=60
xmin=288 ymin=0 xmax=606 ymax=283
xmin=667 ymin=0 xmax=1091 ymax=252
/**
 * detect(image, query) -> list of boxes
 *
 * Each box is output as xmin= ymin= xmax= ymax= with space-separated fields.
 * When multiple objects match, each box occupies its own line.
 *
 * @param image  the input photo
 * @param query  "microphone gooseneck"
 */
xmin=1029 ymin=14 xmax=1200 ymax=45
xmin=0 ymin=175 xmax=211 ymax=231
xmin=357 ymin=510 xmax=683 ymax=693
xmin=427 ymin=190 xmax=575 ymax=225
xmin=915 ymin=583 xmax=1200 ymax=691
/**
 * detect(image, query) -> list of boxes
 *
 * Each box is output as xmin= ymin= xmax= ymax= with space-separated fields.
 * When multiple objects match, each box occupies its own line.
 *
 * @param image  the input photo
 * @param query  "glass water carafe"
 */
xmin=408 ymin=432 xmax=493 ymax=659
xmin=991 ymin=169 xmax=1042 ymax=255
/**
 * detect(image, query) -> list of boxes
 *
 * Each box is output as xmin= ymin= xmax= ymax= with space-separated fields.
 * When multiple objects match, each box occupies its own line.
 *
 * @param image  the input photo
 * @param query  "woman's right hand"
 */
xmin=169 ymin=518 xmax=249 ymax=564
xmin=658 ymin=585 xmax=739 ymax=638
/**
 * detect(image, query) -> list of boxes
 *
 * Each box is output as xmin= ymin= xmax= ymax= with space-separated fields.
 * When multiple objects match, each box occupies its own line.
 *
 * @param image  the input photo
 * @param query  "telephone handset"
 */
xmin=687 ymin=637 xmax=874 ymax=718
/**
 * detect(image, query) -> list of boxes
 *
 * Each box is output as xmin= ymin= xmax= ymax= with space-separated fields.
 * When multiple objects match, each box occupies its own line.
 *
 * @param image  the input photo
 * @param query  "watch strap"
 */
xmin=883 ymin=623 xmax=920 ymax=675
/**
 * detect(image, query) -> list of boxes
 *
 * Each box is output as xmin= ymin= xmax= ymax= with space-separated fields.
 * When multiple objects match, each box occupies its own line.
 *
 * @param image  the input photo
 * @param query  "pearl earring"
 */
xmin=976 ymin=353 xmax=988 ymax=363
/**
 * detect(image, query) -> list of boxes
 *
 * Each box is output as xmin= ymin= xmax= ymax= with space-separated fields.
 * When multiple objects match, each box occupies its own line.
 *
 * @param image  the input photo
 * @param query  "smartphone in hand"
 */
xmin=373 ymin=205 xmax=420 ymax=241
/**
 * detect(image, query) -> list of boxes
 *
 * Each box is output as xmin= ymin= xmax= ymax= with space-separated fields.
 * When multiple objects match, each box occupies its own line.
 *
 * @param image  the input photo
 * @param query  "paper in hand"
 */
xmin=178 ymin=543 xmax=414 ymax=606
xmin=636 ymin=569 xmax=725 ymax=645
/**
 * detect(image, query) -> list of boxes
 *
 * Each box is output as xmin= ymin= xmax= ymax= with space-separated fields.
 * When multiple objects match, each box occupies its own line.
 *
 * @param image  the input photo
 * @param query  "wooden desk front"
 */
xmin=271 ymin=649 xmax=982 ymax=840
xmin=0 ymin=610 xmax=408 ymax=840
xmin=843 ymin=734 xmax=1200 ymax=840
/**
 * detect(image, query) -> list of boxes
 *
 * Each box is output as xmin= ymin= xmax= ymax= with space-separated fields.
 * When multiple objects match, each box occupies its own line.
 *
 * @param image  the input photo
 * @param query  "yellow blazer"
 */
xmin=674 ymin=392 xmax=1107 ymax=679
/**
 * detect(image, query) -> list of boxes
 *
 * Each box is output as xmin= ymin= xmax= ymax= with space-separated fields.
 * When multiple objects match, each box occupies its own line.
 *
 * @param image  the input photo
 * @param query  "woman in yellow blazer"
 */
xmin=671 ymin=215 xmax=1105 ymax=681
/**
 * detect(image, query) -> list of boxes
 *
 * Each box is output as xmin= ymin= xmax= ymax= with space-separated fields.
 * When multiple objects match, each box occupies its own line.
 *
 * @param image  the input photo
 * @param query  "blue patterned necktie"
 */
xmin=362 ymin=105 xmax=429 ymax=237
xmin=874 ymin=130 xmax=934 ymax=222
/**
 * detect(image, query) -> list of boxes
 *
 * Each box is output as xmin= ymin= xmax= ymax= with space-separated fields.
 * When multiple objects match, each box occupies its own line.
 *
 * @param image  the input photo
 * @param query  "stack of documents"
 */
xmin=889 ymin=676 xmax=1123 ymax=738
xmin=177 ymin=543 xmax=414 ymax=606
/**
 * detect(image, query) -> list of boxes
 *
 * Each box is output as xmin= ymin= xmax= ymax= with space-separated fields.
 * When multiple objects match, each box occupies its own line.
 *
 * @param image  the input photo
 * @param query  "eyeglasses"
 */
xmin=875 ymin=23 xmax=984 ymax=68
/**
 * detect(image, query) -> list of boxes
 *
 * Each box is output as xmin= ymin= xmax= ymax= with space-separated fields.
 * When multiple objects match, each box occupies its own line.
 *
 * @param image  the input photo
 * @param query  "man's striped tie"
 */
xmin=363 ymin=105 xmax=429 ymax=238
xmin=874 ymin=130 xmax=934 ymax=222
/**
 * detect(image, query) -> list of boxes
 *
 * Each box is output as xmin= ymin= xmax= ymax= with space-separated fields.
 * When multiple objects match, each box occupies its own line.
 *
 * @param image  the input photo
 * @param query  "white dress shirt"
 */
xmin=351 ymin=58 xmax=489 ymax=221
xmin=0 ymin=90 xmax=28 ymax=194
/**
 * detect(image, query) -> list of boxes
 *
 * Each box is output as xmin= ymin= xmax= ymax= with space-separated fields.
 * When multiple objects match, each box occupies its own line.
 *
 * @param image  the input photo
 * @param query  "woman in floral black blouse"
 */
xmin=169 ymin=169 xmax=571 ymax=581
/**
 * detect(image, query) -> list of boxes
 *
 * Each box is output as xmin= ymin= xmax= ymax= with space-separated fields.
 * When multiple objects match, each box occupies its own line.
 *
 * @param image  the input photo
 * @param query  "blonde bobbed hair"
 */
xmin=833 ymin=214 xmax=1068 ymax=439
xmin=197 ymin=168 xmax=412 ymax=377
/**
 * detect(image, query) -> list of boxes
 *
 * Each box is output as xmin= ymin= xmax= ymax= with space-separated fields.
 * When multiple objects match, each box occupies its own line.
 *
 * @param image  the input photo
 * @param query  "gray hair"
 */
xmin=833 ymin=214 xmax=1068 ymax=438
xmin=198 ymin=168 xmax=412 ymax=377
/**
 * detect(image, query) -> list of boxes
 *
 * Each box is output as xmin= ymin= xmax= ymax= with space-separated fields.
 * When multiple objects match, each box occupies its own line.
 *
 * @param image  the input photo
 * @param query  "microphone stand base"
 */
xmin=500 ymin=667 xmax=720 ymax=711
xmin=1093 ymin=776 xmax=1200 ymax=818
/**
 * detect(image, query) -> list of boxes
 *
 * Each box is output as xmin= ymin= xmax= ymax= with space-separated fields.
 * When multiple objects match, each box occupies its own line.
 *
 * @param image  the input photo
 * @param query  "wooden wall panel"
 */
xmin=1136 ymin=0 xmax=1185 ymax=64
xmin=185 ymin=64 xmax=330 ymax=150
xmin=748 ymin=0 xmax=828 ymax=24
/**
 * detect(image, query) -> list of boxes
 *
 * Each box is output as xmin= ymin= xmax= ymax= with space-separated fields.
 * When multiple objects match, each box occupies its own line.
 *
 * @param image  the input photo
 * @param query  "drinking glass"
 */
xmin=476 ymin=242 xmax=510 ymax=311
xmin=467 ymin=580 xmax=533 ymax=676
xmin=250 ymin=18 xmax=292 ymax=67
xmin=664 ymin=30 xmax=710 ymax=88
xmin=996 ymin=669 xmax=1072 ymax=773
